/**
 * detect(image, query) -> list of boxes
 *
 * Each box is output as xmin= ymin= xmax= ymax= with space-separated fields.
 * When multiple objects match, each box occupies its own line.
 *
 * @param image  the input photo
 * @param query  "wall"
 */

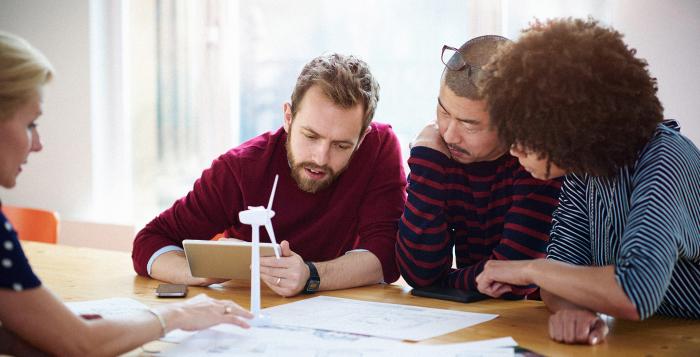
xmin=0 ymin=0 xmax=94 ymax=217
xmin=610 ymin=0 xmax=700 ymax=144
xmin=0 ymin=0 xmax=135 ymax=250
xmin=499 ymin=0 xmax=700 ymax=144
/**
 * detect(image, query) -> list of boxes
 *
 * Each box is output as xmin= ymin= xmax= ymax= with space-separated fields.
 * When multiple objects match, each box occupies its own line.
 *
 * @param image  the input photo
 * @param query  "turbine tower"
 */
xmin=238 ymin=174 xmax=280 ymax=324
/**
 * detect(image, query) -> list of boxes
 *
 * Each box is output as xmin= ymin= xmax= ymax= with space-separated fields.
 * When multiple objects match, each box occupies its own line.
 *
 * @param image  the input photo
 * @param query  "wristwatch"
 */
xmin=303 ymin=261 xmax=320 ymax=294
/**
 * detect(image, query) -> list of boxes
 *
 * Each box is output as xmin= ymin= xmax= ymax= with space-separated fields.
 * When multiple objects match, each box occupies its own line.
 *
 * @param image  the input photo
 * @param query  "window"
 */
xmin=129 ymin=0 xmax=469 ymax=226
xmin=119 ymin=0 xmax=610 ymax=227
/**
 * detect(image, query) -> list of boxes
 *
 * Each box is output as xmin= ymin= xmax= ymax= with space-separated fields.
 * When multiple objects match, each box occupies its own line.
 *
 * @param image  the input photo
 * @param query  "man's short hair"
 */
xmin=443 ymin=35 xmax=510 ymax=100
xmin=291 ymin=53 xmax=379 ymax=132
xmin=481 ymin=18 xmax=663 ymax=177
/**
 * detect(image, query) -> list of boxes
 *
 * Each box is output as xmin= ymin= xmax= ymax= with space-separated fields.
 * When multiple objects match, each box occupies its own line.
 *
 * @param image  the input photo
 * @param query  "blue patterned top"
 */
xmin=0 ymin=209 xmax=41 ymax=291
xmin=547 ymin=120 xmax=700 ymax=319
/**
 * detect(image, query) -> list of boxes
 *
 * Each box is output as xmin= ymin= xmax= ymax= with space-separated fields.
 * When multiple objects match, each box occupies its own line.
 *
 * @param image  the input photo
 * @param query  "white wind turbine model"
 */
xmin=238 ymin=174 xmax=281 ymax=325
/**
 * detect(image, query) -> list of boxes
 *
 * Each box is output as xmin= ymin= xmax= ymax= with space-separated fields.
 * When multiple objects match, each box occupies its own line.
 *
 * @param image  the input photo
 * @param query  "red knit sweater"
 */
xmin=397 ymin=147 xmax=561 ymax=298
xmin=132 ymin=123 xmax=407 ymax=283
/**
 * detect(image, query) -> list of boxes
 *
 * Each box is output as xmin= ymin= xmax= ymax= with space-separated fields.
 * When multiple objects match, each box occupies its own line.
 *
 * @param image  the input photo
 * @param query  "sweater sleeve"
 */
xmin=396 ymin=146 xmax=456 ymax=288
xmin=547 ymin=174 xmax=594 ymax=266
xmin=354 ymin=127 xmax=407 ymax=283
xmin=443 ymin=167 xmax=560 ymax=298
xmin=397 ymin=147 xmax=560 ymax=298
xmin=615 ymin=138 xmax=699 ymax=320
xmin=131 ymin=154 xmax=244 ymax=276
xmin=471 ymin=172 xmax=561 ymax=297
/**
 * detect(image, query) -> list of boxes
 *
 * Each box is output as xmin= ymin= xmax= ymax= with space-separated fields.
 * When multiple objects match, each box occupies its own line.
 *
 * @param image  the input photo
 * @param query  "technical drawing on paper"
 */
xmin=262 ymin=296 xmax=497 ymax=341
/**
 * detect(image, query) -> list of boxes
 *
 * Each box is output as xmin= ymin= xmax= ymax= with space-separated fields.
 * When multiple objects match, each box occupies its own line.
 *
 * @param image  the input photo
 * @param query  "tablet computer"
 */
xmin=410 ymin=285 xmax=489 ymax=303
xmin=183 ymin=239 xmax=280 ymax=280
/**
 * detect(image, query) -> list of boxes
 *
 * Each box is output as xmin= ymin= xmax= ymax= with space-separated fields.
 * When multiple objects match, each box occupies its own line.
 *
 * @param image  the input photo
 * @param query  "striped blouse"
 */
xmin=397 ymin=146 xmax=561 ymax=298
xmin=548 ymin=120 xmax=700 ymax=319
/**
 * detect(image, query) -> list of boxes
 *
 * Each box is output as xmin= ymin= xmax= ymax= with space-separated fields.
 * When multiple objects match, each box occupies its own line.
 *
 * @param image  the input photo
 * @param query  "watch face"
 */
xmin=307 ymin=280 xmax=320 ymax=292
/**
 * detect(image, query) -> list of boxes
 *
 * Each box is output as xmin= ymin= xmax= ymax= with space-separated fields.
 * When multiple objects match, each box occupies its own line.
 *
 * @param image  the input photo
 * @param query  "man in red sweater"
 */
xmin=396 ymin=36 xmax=561 ymax=299
xmin=132 ymin=54 xmax=407 ymax=297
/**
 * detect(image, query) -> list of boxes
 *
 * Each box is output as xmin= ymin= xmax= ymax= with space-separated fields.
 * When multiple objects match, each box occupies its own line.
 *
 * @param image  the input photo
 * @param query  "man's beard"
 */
xmin=286 ymin=133 xmax=350 ymax=194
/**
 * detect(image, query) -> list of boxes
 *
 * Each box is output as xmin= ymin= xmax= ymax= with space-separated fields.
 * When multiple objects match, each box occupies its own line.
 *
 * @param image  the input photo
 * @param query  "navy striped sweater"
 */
xmin=397 ymin=147 xmax=561 ymax=298
xmin=548 ymin=120 xmax=700 ymax=319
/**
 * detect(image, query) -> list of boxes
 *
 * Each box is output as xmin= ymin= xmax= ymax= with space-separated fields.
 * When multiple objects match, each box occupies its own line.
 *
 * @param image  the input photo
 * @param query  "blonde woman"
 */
xmin=0 ymin=31 xmax=253 ymax=356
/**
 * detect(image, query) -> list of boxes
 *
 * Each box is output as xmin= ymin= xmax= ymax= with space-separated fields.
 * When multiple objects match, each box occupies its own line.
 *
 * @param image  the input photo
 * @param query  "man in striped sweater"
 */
xmin=396 ymin=35 xmax=561 ymax=299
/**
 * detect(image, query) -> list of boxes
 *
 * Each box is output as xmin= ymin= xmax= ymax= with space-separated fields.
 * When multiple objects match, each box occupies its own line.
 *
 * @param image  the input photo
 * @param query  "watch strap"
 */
xmin=303 ymin=261 xmax=320 ymax=294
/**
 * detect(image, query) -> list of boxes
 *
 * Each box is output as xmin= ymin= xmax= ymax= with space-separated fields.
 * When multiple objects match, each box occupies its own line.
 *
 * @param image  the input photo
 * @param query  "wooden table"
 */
xmin=23 ymin=242 xmax=700 ymax=356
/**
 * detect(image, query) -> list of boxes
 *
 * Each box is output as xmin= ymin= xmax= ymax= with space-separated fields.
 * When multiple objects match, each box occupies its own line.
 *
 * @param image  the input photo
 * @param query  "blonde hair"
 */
xmin=0 ymin=31 xmax=53 ymax=120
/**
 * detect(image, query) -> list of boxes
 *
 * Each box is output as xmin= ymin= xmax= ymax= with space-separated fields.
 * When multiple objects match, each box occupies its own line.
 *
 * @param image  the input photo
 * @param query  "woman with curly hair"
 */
xmin=474 ymin=18 xmax=700 ymax=345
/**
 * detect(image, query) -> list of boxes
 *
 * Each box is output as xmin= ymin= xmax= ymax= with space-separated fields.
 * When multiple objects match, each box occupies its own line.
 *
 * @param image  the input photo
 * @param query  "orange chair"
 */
xmin=1 ymin=205 xmax=60 ymax=244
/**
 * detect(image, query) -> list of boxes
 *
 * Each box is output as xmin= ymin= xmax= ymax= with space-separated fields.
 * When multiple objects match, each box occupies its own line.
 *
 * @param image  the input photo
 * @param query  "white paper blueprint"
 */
xmin=66 ymin=297 xmax=150 ymax=318
xmin=164 ymin=323 xmax=516 ymax=357
xmin=262 ymin=296 xmax=498 ymax=341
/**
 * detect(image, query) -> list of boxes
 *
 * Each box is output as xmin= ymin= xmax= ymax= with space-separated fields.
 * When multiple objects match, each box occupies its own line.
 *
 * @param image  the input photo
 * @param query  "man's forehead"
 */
xmin=293 ymin=90 xmax=365 ymax=141
xmin=437 ymin=91 xmax=488 ymax=125
xmin=295 ymin=119 xmax=361 ymax=144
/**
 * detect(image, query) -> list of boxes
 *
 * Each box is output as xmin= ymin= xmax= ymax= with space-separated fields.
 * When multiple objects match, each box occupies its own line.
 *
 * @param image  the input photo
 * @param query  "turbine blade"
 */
xmin=267 ymin=174 xmax=279 ymax=211
xmin=264 ymin=220 xmax=281 ymax=259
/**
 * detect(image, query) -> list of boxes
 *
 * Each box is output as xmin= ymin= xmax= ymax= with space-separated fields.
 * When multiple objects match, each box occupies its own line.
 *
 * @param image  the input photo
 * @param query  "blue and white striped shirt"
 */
xmin=548 ymin=121 xmax=700 ymax=320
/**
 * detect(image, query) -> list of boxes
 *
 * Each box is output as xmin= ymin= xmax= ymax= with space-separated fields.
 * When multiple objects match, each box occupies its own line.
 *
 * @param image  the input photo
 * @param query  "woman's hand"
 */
xmin=156 ymin=294 xmax=253 ymax=332
xmin=548 ymin=309 xmax=609 ymax=345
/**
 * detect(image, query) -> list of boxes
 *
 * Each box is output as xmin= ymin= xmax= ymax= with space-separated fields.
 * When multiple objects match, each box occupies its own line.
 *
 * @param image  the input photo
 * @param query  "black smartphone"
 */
xmin=515 ymin=346 xmax=545 ymax=357
xmin=410 ymin=285 xmax=489 ymax=303
xmin=155 ymin=283 xmax=188 ymax=298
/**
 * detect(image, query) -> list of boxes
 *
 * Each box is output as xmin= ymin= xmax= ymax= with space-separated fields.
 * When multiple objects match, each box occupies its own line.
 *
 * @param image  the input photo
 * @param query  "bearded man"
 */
xmin=132 ymin=54 xmax=406 ymax=297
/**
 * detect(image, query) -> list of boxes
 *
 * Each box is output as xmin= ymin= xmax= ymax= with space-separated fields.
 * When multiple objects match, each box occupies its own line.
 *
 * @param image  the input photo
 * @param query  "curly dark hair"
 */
xmin=481 ymin=18 xmax=663 ymax=177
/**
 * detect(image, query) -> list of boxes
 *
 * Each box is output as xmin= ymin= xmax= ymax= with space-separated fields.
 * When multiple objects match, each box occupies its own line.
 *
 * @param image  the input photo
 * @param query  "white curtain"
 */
xmin=127 ymin=0 xmax=611 ymax=225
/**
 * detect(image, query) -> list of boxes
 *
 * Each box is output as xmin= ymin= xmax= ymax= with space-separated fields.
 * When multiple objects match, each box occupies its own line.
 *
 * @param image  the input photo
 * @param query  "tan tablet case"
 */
xmin=183 ymin=239 xmax=279 ymax=280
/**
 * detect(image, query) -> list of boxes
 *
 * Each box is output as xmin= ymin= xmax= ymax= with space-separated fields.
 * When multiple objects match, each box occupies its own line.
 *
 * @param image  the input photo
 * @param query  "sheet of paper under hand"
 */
xmin=66 ymin=297 xmax=204 ymax=343
xmin=66 ymin=297 xmax=150 ymax=319
xmin=262 ymin=296 xmax=498 ymax=341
